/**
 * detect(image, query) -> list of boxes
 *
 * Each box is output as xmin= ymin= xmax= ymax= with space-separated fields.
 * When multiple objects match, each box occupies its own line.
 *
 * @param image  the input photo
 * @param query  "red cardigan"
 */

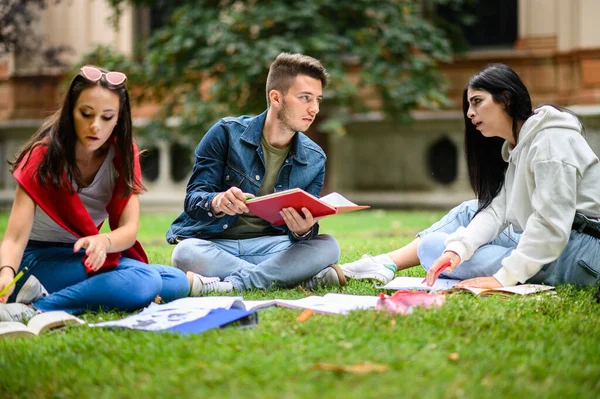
xmin=13 ymin=142 xmax=149 ymax=274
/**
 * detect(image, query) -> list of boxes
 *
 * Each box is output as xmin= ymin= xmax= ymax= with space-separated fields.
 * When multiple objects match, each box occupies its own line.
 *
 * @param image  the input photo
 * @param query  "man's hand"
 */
xmin=280 ymin=207 xmax=315 ymax=236
xmin=454 ymin=276 xmax=503 ymax=289
xmin=74 ymin=234 xmax=111 ymax=272
xmin=212 ymin=187 xmax=253 ymax=216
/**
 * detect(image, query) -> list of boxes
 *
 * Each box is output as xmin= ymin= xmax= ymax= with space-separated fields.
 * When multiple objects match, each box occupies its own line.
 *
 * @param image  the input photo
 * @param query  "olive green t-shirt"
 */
xmin=219 ymin=135 xmax=290 ymax=239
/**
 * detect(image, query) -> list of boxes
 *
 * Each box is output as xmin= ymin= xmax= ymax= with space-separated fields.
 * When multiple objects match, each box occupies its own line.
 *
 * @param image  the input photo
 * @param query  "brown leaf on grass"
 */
xmin=296 ymin=309 xmax=314 ymax=322
xmin=297 ymin=286 xmax=313 ymax=296
xmin=313 ymin=362 xmax=388 ymax=374
xmin=447 ymin=352 xmax=460 ymax=361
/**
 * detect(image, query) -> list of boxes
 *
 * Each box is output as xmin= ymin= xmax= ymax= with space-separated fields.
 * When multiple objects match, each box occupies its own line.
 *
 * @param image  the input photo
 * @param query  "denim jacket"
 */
xmin=166 ymin=111 xmax=327 ymax=244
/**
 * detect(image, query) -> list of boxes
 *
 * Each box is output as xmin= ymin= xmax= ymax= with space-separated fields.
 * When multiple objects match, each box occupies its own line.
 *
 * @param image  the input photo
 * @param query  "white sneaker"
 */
xmin=16 ymin=275 xmax=48 ymax=304
xmin=0 ymin=303 xmax=37 ymax=322
xmin=340 ymin=254 xmax=397 ymax=284
xmin=188 ymin=272 xmax=233 ymax=296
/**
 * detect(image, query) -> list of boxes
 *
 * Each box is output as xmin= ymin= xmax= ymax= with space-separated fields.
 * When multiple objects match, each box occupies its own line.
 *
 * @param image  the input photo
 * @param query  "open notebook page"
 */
xmin=319 ymin=192 xmax=358 ymax=207
xmin=380 ymin=276 xmax=460 ymax=291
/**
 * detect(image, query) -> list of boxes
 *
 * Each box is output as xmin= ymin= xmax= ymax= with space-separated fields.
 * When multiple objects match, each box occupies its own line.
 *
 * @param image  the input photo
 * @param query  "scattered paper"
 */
xmin=380 ymin=276 xmax=460 ymax=292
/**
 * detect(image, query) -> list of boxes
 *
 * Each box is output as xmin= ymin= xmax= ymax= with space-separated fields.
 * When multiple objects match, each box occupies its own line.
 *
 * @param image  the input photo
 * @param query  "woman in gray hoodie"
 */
xmin=342 ymin=63 xmax=600 ymax=290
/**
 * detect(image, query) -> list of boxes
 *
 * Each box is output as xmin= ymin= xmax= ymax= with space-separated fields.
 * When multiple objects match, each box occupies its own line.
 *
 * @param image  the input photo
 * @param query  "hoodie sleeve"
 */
xmin=444 ymin=185 xmax=509 ymax=263
xmin=493 ymin=160 xmax=576 ymax=286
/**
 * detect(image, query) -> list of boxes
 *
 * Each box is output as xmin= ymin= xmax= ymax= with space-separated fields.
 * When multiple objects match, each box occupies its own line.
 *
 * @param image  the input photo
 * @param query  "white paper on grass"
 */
xmin=243 ymin=293 xmax=379 ymax=315
xmin=380 ymin=276 xmax=461 ymax=291
xmin=90 ymin=296 xmax=245 ymax=331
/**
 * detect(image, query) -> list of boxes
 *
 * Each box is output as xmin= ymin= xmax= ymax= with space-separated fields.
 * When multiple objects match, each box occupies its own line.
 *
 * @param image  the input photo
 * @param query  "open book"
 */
xmin=0 ymin=311 xmax=85 ymax=339
xmin=243 ymin=293 xmax=379 ymax=315
xmin=246 ymin=189 xmax=370 ymax=226
xmin=446 ymin=284 xmax=556 ymax=297
xmin=91 ymin=297 xmax=257 ymax=334
xmin=380 ymin=276 xmax=461 ymax=292
xmin=381 ymin=277 xmax=555 ymax=296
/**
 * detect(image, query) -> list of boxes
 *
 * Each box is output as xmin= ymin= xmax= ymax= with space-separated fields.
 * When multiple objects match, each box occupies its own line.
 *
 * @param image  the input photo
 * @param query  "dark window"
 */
xmin=170 ymin=142 xmax=193 ymax=183
xmin=427 ymin=137 xmax=458 ymax=185
xmin=438 ymin=0 xmax=518 ymax=49
xmin=140 ymin=147 xmax=160 ymax=182
xmin=150 ymin=1 xmax=186 ymax=32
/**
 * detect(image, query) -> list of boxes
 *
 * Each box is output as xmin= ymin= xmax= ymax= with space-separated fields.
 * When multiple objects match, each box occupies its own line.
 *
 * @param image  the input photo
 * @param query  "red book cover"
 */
xmin=246 ymin=188 xmax=369 ymax=226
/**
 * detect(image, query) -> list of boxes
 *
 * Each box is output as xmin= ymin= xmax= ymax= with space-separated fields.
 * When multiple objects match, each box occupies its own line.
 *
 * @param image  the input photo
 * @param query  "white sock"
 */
xmin=373 ymin=254 xmax=396 ymax=267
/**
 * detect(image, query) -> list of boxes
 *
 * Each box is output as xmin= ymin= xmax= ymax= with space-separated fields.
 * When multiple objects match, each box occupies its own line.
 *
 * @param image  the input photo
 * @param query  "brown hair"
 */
xmin=10 ymin=66 xmax=144 ymax=196
xmin=265 ymin=53 xmax=329 ymax=107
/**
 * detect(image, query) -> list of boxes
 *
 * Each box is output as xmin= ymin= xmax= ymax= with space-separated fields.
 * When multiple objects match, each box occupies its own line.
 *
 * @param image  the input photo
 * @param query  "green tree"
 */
xmin=87 ymin=0 xmax=473 ymax=138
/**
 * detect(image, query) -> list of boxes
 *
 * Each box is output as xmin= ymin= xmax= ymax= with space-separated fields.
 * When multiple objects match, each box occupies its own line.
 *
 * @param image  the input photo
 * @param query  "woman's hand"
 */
xmin=425 ymin=251 xmax=461 ymax=286
xmin=280 ymin=207 xmax=315 ymax=236
xmin=74 ymin=234 xmax=110 ymax=272
xmin=0 ymin=267 xmax=17 ymax=303
xmin=454 ymin=276 xmax=502 ymax=289
xmin=212 ymin=187 xmax=253 ymax=216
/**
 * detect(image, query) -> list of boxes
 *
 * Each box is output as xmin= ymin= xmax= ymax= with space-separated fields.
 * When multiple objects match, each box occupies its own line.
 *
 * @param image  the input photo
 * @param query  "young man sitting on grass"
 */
xmin=166 ymin=53 xmax=344 ymax=295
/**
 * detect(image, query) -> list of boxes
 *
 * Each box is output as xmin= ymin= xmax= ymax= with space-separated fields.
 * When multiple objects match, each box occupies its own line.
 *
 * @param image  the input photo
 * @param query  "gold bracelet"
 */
xmin=105 ymin=234 xmax=112 ymax=252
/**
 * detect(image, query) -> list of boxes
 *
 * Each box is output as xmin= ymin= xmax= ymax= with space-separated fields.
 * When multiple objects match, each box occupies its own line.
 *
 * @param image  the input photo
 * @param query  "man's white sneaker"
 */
xmin=15 ymin=275 xmax=48 ymax=304
xmin=188 ymin=272 xmax=233 ymax=296
xmin=340 ymin=254 xmax=397 ymax=284
xmin=0 ymin=303 xmax=37 ymax=322
xmin=302 ymin=264 xmax=347 ymax=290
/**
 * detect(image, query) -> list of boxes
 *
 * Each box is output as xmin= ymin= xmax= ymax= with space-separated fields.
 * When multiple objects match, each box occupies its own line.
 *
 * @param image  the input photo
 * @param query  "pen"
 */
xmin=421 ymin=261 xmax=452 ymax=285
xmin=0 ymin=266 xmax=28 ymax=298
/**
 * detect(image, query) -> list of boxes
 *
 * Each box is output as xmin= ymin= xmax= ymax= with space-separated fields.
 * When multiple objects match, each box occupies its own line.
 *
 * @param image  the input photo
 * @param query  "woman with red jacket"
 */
xmin=0 ymin=66 xmax=190 ymax=321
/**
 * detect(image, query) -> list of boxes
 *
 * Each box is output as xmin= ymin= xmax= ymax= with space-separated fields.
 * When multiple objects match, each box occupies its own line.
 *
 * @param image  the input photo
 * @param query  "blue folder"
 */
xmin=164 ymin=308 xmax=258 ymax=334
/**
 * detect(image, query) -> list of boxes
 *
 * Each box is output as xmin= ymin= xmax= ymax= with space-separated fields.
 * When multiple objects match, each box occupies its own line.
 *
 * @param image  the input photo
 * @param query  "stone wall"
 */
xmin=326 ymin=106 xmax=600 ymax=209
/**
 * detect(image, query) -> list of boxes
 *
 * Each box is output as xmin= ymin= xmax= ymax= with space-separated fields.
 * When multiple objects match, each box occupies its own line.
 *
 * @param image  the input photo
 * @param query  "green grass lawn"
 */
xmin=1 ymin=210 xmax=599 ymax=399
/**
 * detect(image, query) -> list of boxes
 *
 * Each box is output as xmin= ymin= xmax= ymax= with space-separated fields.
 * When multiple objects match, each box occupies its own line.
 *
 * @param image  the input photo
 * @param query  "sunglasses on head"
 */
xmin=80 ymin=66 xmax=127 ymax=86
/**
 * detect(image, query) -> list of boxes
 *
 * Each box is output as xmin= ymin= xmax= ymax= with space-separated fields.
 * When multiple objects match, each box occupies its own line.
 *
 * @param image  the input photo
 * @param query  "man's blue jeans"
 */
xmin=416 ymin=200 xmax=600 ymax=285
xmin=171 ymin=234 xmax=341 ymax=290
xmin=9 ymin=241 xmax=190 ymax=314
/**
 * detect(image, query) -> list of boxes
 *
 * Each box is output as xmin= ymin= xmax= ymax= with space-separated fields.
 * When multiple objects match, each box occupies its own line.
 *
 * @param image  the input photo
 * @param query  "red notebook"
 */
xmin=246 ymin=188 xmax=370 ymax=226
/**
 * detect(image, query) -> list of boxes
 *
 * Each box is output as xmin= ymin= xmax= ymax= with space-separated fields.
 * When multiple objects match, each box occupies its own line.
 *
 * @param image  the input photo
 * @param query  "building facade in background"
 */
xmin=1 ymin=0 xmax=600 ymax=209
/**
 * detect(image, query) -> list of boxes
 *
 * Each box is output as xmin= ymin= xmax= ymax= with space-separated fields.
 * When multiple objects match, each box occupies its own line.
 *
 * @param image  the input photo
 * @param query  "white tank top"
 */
xmin=29 ymin=146 xmax=117 ymax=243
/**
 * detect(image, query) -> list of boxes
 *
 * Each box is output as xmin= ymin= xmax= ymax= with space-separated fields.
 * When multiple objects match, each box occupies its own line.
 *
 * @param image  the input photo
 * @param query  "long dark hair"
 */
xmin=463 ymin=63 xmax=533 ymax=213
xmin=10 ymin=67 xmax=144 ymax=196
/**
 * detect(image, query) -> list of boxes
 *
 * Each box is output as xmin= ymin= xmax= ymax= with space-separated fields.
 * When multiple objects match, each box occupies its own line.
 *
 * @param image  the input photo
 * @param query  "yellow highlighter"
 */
xmin=0 ymin=266 xmax=28 ymax=298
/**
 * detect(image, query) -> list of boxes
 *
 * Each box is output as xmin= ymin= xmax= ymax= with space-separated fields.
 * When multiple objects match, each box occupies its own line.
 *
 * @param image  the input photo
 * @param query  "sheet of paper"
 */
xmin=91 ymin=308 xmax=213 ymax=331
xmin=90 ymin=296 xmax=245 ymax=331
xmin=140 ymin=296 xmax=245 ymax=315
xmin=322 ymin=293 xmax=379 ymax=310
xmin=380 ymin=276 xmax=460 ymax=291
xmin=319 ymin=192 xmax=357 ymax=207
xmin=275 ymin=294 xmax=379 ymax=315
xmin=491 ymin=284 xmax=555 ymax=295
xmin=242 ymin=300 xmax=277 ymax=311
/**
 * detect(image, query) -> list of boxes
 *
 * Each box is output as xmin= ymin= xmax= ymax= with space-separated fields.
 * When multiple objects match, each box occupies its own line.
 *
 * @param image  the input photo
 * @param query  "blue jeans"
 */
xmin=9 ymin=241 xmax=190 ymax=314
xmin=416 ymin=200 xmax=600 ymax=285
xmin=171 ymin=234 xmax=341 ymax=290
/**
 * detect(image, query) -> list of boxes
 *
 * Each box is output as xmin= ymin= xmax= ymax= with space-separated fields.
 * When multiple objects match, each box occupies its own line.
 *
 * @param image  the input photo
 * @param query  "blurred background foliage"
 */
xmin=77 ymin=0 xmax=475 ymax=139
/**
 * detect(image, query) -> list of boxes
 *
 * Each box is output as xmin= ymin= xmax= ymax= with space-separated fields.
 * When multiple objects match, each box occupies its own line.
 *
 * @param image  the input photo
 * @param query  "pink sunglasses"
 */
xmin=80 ymin=66 xmax=127 ymax=86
